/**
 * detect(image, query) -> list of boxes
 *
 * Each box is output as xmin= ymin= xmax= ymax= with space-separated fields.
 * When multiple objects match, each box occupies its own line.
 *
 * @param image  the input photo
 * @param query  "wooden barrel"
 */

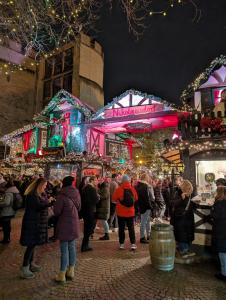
xmin=149 ymin=223 xmax=176 ymax=271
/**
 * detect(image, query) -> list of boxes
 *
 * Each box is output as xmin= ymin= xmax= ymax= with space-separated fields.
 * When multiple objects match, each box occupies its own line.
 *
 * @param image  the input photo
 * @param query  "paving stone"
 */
xmin=0 ymin=214 xmax=226 ymax=300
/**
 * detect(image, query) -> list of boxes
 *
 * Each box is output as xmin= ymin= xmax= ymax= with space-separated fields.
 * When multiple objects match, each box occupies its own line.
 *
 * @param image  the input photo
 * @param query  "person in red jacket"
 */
xmin=112 ymin=175 xmax=138 ymax=250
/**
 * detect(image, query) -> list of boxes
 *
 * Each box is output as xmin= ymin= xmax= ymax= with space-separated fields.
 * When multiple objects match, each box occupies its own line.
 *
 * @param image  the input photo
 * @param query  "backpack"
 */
xmin=12 ymin=193 xmax=23 ymax=211
xmin=120 ymin=189 xmax=134 ymax=208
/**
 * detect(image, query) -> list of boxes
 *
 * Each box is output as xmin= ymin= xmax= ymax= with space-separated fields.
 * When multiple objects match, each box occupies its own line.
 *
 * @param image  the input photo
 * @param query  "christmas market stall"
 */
xmin=174 ymin=55 xmax=226 ymax=247
xmin=88 ymin=89 xmax=187 ymax=166
xmin=32 ymin=90 xmax=104 ymax=180
xmin=0 ymin=122 xmax=47 ymax=175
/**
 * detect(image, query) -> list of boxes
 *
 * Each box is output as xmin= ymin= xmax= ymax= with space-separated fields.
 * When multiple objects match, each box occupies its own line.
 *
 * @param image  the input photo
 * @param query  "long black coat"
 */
xmin=136 ymin=181 xmax=153 ymax=214
xmin=20 ymin=193 xmax=51 ymax=246
xmin=212 ymin=200 xmax=226 ymax=253
xmin=171 ymin=195 xmax=195 ymax=243
xmin=81 ymin=184 xmax=99 ymax=218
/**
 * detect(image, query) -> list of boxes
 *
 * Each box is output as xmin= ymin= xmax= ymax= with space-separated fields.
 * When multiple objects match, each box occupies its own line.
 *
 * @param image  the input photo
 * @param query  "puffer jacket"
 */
xmin=96 ymin=187 xmax=110 ymax=220
xmin=54 ymin=186 xmax=81 ymax=241
xmin=112 ymin=182 xmax=138 ymax=218
xmin=0 ymin=186 xmax=20 ymax=218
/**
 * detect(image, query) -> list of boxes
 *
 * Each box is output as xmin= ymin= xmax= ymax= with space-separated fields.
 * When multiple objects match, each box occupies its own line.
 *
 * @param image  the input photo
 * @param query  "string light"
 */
xmin=0 ymin=0 xmax=200 ymax=57
xmin=181 ymin=55 xmax=226 ymax=102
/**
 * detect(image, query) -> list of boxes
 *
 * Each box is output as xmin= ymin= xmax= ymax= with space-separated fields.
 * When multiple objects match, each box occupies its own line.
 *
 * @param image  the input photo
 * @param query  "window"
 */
xmin=43 ymin=80 xmax=51 ymax=98
xmin=45 ymin=59 xmax=53 ymax=78
xmin=43 ymin=47 xmax=74 ymax=106
xmin=53 ymin=77 xmax=62 ymax=95
xmin=64 ymin=48 xmax=73 ymax=71
xmin=54 ymin=53 xmax=63 ymax=75
xmin=63 ymin=74 xmax=72 ymax=93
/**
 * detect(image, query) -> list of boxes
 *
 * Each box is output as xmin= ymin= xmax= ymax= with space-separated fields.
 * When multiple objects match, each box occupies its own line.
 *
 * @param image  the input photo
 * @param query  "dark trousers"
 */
xmin=1 ymin=217 xmax=12 ymax=242
xmin=23 ymin=245 xmax=36 ymax=266
xmin=82 ymin=215 xmax=96 ymax=249
xmin=118 ymin=216 xmax=136 ymax=244
xmin=109 ymin=203 xmax=118 ymax=228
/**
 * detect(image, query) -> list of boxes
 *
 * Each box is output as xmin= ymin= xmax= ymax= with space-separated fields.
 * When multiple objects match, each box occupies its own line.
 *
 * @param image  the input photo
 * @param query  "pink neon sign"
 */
xmin=104 ymin=104 xmax=164 ymax=118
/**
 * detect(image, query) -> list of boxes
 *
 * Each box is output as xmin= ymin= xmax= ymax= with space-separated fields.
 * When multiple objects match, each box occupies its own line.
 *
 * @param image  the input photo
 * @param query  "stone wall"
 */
xmin=0 ymin=70 xmax=36 ymax=137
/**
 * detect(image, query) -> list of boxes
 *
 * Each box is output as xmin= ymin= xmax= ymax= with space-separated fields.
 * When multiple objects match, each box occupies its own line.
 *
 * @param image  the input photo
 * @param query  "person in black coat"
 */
xmin=170 ymin=179 xmax=196 ymax=258
xmin=80 ymin=176 xmax=99 ymax=252
xmin=136 ymin=173 xmax=154 ymax=244
xmin=20 ymin=178 xmax=54 ymax=279
xmin=212 ymin=186 xmax=226 ymax=281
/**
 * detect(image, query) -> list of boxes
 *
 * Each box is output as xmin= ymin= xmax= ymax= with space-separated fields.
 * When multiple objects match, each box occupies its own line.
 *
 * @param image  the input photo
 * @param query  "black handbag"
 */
xmin=174 ymin=196 xmax=191 ymax=217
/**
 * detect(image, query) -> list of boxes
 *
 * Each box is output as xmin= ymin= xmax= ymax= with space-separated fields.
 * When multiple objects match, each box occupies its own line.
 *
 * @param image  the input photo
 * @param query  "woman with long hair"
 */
xmin=20 ymin=178 xmax=54 ymax=279
xmin=212 ymin=186 xmax=226 ymax=281
xmin=171 ymin=179 xmax=195 ymax=258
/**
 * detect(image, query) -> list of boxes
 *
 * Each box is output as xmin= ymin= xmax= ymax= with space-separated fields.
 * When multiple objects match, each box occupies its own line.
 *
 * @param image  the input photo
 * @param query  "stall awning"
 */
xmin=162 ymin=150 xmax=181 ymax=164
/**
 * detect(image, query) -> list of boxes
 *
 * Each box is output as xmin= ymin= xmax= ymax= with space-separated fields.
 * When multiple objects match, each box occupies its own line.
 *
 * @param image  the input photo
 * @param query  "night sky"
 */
xmin=93 ymin=0 xmax=226 ymax=105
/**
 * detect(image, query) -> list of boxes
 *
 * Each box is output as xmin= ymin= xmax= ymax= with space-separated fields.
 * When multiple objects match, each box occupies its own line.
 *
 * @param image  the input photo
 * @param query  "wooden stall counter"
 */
xmin=192 ymin=196 xmax=214 ymax=247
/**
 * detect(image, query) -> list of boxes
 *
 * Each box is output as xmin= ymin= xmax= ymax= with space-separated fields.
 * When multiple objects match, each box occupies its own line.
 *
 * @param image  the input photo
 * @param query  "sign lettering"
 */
xmin=104 ymin=104 xmax=164 ymax=118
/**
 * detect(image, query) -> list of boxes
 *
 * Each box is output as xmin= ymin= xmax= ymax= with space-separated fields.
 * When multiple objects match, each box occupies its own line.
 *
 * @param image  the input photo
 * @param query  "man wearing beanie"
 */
xmin=112 ymin=175 xmax=138 ymax=250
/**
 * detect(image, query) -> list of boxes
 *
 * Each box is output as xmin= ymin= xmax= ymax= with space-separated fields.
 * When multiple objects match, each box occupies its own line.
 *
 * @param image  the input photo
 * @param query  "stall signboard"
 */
xmin=104 ymin=104 xmax=164 ymax=119
xmin=82 ymin=168 xmax=101 ymax=176
xmin=43 ymin=147 xmax=64 ymax=157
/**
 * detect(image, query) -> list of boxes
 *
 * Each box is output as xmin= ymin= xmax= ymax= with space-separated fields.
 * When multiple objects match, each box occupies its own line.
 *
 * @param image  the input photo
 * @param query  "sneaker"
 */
xmin=186 ymin=251 xmax=196 ymax=257
xmin=20 ymin=266 xmax=35 ymax=279
xmin=119 ymin=244 xmax=125 ymax=250
xmin=30 ymin=263 xmax=42 ymax=272
xmin=131 ymin=244 xmax=137 ymax=250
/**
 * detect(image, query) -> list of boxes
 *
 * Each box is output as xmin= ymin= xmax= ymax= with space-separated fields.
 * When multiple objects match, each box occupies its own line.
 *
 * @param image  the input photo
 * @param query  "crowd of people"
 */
xmin=0 ymin=172 xmax=226 ymax=283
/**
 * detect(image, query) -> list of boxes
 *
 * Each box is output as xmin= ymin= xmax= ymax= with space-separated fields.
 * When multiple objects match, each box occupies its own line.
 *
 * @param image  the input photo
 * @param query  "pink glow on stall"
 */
xmin=93 ymin=115 xmax=178 ymax=134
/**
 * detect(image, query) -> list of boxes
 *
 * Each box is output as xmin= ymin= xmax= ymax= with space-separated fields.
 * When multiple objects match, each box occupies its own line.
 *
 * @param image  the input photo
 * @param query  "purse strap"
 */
xmin=184 ymin=196 xmax=191 ymax=212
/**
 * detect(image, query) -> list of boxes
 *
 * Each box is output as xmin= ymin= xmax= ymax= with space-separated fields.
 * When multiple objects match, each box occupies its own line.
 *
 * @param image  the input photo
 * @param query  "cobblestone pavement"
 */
xmin=0 ymin=213 xmax=226 ymax=300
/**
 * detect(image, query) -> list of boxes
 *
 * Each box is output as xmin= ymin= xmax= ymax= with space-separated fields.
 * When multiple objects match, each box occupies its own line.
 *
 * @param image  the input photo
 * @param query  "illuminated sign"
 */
xmin=104 ymin=104 xmax=164 ymax=118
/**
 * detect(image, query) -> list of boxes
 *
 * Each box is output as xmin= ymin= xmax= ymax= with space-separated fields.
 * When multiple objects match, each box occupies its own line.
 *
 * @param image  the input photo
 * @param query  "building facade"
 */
xmin=36 ymin=33 xmax=104 ymax=112
xmin=0 ymin=33 xmax=104 ymax=141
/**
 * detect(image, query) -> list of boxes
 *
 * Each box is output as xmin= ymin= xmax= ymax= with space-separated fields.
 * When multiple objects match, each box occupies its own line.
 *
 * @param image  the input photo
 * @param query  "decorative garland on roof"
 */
xmin=181 ymin=55 xmax=226 ymax=102
xmin=34 ymin=90 xmax=93 ymax=120
xmin=1 ymin=123 xmax=47 ymax=143
xmin=93 ymin=89 xmax=178 ymax=120
xmin=160 ymin=139 xmax=226 ymax=155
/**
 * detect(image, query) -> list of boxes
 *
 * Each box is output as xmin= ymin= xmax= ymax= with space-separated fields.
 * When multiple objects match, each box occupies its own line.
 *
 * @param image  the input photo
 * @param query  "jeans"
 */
xmin=109 ymin=203 xmax=118 ymax=228
xmin=23 ymin=245 xmax=35 ymax=266
xmin=219 ymin=252 xmax=226 ymax=276
xmin=60 ymin=240 xmax=76 ymax=272
xmin=118 ymin=216 xmax=135 ymax=244
xmin=178 ymin=242 xmax=191 ymax=253
xmin=140 ymin=210 xmax=151 ymax=239
xmin=101 ymin=220 xmax=109 ymax=234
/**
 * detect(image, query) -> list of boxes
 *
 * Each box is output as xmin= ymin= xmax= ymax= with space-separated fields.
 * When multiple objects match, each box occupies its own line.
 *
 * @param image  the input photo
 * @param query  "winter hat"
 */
xmin=62 ymin=176 xmax=74 ymax=187
xmin=215 ymin=178 xmax=226 ymax=187
xmin=122 ymin=174 xmax=130 ymax=183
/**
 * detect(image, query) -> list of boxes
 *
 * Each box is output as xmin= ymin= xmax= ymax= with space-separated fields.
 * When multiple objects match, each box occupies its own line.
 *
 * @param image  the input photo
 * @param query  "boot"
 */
xmin=30 ymin=262 xmax=42 ymax=272
xmin=55 ymin=271 xmax=66 ymax=284
xmin=99 ymin=233 xmax=110 ymax=240
xmin=20 ymin=266 xmax=35 ymax=279
xmin=66 ymin=266 xmax=75 ymax=280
